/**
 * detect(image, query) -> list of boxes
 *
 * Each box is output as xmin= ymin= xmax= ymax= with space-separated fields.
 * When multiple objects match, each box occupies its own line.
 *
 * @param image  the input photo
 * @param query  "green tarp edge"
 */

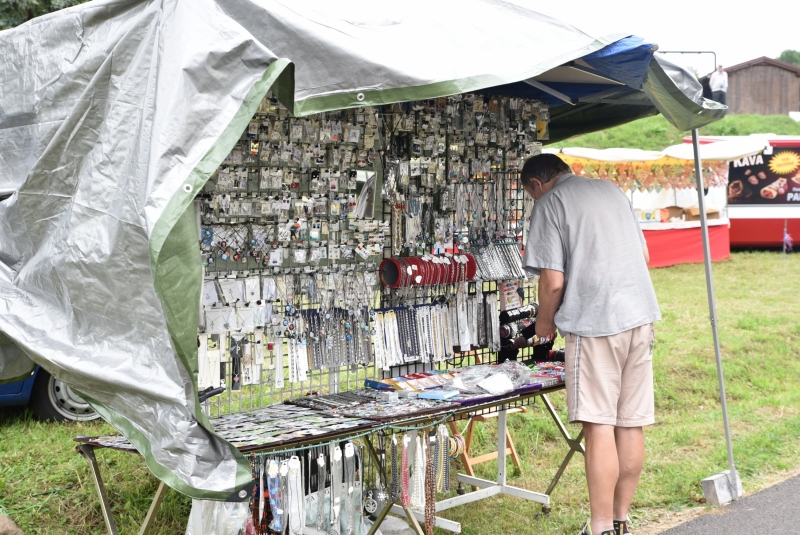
xmin=85 ymin=58 xmax=295 ymax=501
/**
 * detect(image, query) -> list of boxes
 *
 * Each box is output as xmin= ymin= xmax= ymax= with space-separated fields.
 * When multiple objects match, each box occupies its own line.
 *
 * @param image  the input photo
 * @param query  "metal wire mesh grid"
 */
xmin=201 ymin=99 xmax=541 ymax=418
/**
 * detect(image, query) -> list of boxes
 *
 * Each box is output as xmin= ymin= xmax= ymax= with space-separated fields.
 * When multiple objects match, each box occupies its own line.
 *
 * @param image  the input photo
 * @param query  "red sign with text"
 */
xmin=727 ymin=147 xmax=800 ymax=205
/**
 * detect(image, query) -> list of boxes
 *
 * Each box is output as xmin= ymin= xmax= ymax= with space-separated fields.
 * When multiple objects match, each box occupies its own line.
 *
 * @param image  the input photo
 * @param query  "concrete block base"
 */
xmin=702 ymin=470 xmax=743 ymax=505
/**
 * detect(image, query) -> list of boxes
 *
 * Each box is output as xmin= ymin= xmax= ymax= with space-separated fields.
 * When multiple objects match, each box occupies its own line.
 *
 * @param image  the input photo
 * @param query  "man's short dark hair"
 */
xmin=520 ymin=154 xmax=570 ymax=186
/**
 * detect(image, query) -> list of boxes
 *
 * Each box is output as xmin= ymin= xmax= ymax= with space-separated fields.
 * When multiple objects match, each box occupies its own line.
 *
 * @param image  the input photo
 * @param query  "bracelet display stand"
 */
xmin=446 ymin=406 xmax=526 ymax=489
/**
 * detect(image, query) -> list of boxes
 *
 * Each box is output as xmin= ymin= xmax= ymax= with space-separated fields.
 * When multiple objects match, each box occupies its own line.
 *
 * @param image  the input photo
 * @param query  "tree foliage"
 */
xmin=0 ymin=0 xmax=89 ymax=31
xmin=778 ymin=50 xmax=800 ymax=67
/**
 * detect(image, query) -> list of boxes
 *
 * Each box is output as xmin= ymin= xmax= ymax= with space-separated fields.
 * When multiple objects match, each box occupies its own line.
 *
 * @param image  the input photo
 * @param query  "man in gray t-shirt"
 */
xmin=521 ymin=154 xmax=660 ymax=535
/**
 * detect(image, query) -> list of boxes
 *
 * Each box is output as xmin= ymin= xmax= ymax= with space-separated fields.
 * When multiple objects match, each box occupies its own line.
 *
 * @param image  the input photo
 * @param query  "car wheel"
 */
xmin=29 ymin=368 xmax=101 ymax=422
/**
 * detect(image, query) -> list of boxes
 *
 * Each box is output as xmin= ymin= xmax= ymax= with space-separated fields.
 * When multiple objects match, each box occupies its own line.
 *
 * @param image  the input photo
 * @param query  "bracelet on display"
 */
xmin=472 ymin=243 xmax=526 ymax=281
xmin=379 ymin=254 xmax=477 ymax=288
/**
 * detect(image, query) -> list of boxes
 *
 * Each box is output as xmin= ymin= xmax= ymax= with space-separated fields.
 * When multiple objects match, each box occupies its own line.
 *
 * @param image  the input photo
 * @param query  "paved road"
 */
xmin=661 ymin=473 xmax=800 ymax=534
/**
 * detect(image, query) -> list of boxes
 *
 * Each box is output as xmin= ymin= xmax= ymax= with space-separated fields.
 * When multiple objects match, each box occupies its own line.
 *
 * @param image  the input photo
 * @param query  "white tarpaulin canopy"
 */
xmin=662 ymin=136 xmax=769 ymax=161
xmin=0 ymin=0 xmax=725 ymax=499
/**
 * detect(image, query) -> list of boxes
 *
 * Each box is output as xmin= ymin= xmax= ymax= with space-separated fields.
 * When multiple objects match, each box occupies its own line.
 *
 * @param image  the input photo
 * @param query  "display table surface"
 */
xmin=75 ymin=383 xmax=578 ymax=535
xmin=641 ymin=218 xmax=730 ymax=268
xmin=75 ymin=383 xmax=564 ymax=454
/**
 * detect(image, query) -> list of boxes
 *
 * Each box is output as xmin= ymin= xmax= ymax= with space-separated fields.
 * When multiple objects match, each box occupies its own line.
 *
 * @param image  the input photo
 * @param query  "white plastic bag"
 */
xmin=185 ymin=500 xmax=252 ymax=535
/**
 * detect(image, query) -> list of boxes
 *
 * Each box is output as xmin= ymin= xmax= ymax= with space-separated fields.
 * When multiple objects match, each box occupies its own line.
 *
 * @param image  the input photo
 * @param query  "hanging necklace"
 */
xmin=273 ymin=316 xmax=285 ymax=388
xmin=279 ymin=460 xmax=289 ymax=534
xmin=436 ymin=424 xmax=450 ymax=493
xmin=424 ymin=432 xmax=436 ymax=535
xmin=258 ymin=458 xmax=266 ymax=527
xmin=391 ymin=435 xmax=399 ymax=501
xmin=373 ymin=312 xmax=386 ymax=371
xmin=343 ymin=443 xmax=356 ymax=535
xmin=267 ymin=460 xmax=282 ymax=533
xmin=411 ymin=435 xmax=426 ymax=512
xmin=287 ymin=456 xmax=304 ymax=535
xmin=376 ymin=432 xmax=388 ymax=505
xmin=401 ymin=435 xmax=411 ymax=508
xmin=330 ymin=445 xmax=342 ymax=535
xmin=317 ymin=453 xmax=327 ymax=532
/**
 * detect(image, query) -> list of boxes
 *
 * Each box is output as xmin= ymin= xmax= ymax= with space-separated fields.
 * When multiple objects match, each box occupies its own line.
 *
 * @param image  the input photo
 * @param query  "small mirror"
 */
xmin=353 ymin=171 xmax=377 ymax=219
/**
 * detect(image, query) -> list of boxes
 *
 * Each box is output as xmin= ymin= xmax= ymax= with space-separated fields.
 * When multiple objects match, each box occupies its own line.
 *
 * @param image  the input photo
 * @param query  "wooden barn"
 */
xmin=702 ymin=57 xmax=800 ymax=115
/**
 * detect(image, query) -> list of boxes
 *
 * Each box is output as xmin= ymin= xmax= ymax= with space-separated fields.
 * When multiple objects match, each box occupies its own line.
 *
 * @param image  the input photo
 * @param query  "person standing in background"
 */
xmin=709 ymin=65 xmax=728 ymax=105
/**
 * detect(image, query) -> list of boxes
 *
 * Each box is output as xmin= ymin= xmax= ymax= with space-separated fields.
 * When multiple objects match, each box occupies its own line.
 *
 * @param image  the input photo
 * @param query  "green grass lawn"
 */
xmin=2 ymin=251 xmax=800 ymax=534
xmin=548 ymin=114 xmax=800 ymax=151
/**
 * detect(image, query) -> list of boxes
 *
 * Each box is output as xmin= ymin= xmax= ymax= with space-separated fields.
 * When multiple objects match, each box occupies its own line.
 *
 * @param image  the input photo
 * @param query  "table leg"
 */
xmin=540 ymin=394 xmax=585 ymax=497
xmin=138 ymin=481 xmax=168 ymax=535
xmin=77 ymin=445 xmax=119 ymax=535
xmin=402 ymin=505 xmax=427 ymax=535
xmin=365 ymin=495 xmax=394 ymax=535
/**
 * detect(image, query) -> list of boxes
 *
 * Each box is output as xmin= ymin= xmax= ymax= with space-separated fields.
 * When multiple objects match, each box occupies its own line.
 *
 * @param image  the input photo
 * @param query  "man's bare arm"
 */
xmin=536 ymin=268 xmax=564 ymax=338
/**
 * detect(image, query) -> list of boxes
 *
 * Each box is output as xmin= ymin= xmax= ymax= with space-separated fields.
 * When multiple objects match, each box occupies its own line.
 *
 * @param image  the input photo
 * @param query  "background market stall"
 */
xmin=684 ymin=135 xmax=800 ymax=248
xmin=544 ymin=137 xmax=769 ymax=267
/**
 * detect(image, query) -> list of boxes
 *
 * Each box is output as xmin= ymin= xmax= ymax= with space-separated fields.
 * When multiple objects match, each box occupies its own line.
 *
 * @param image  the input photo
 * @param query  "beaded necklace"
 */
xmin=400 ymin=435 xmax=411 ymax=508
xmin=411 ymin=435 xmax=426 ymax=511
xmin=424 ymin=432 xmax=436 ymax=535
xmin=437 ymin=424 xmax=450 ymax=493
xmin=391 ymin=435 xmax=399 ymax=501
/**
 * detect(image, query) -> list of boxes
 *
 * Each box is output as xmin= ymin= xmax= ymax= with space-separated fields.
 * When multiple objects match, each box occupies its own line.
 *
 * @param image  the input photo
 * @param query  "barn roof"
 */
xmin=723 ymin=56 xmax=800 ymax=76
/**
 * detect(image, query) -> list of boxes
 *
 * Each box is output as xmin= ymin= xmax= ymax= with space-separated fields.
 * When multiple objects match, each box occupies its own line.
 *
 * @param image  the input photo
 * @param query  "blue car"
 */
xmin=0 ymin=366 xmax=99 ymax=422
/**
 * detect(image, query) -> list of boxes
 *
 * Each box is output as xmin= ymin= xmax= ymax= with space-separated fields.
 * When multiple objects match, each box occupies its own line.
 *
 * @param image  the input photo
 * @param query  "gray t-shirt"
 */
xmin=523 ymin=173 xmax=661 ymax=337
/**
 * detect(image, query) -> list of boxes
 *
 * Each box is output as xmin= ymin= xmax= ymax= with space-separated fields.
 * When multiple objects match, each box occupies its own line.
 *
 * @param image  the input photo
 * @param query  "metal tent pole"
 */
xmin=691 ymin=129 xmax=740 ymax=500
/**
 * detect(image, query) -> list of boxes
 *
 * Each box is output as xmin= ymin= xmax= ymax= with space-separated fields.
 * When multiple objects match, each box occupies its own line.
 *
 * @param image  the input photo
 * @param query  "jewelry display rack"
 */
xmin=76 ymin=92 xmax=585 ymax=535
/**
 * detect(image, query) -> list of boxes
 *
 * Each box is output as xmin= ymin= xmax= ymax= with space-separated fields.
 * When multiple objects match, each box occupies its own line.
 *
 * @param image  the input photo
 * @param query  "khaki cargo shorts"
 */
xmin=563 ymin=323 xmax=655 ymax=427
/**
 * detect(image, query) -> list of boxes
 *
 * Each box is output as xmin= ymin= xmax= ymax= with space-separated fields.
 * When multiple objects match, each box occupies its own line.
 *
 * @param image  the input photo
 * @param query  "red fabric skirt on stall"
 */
xmin=643 ymin=222 xmax=730 ymax=268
